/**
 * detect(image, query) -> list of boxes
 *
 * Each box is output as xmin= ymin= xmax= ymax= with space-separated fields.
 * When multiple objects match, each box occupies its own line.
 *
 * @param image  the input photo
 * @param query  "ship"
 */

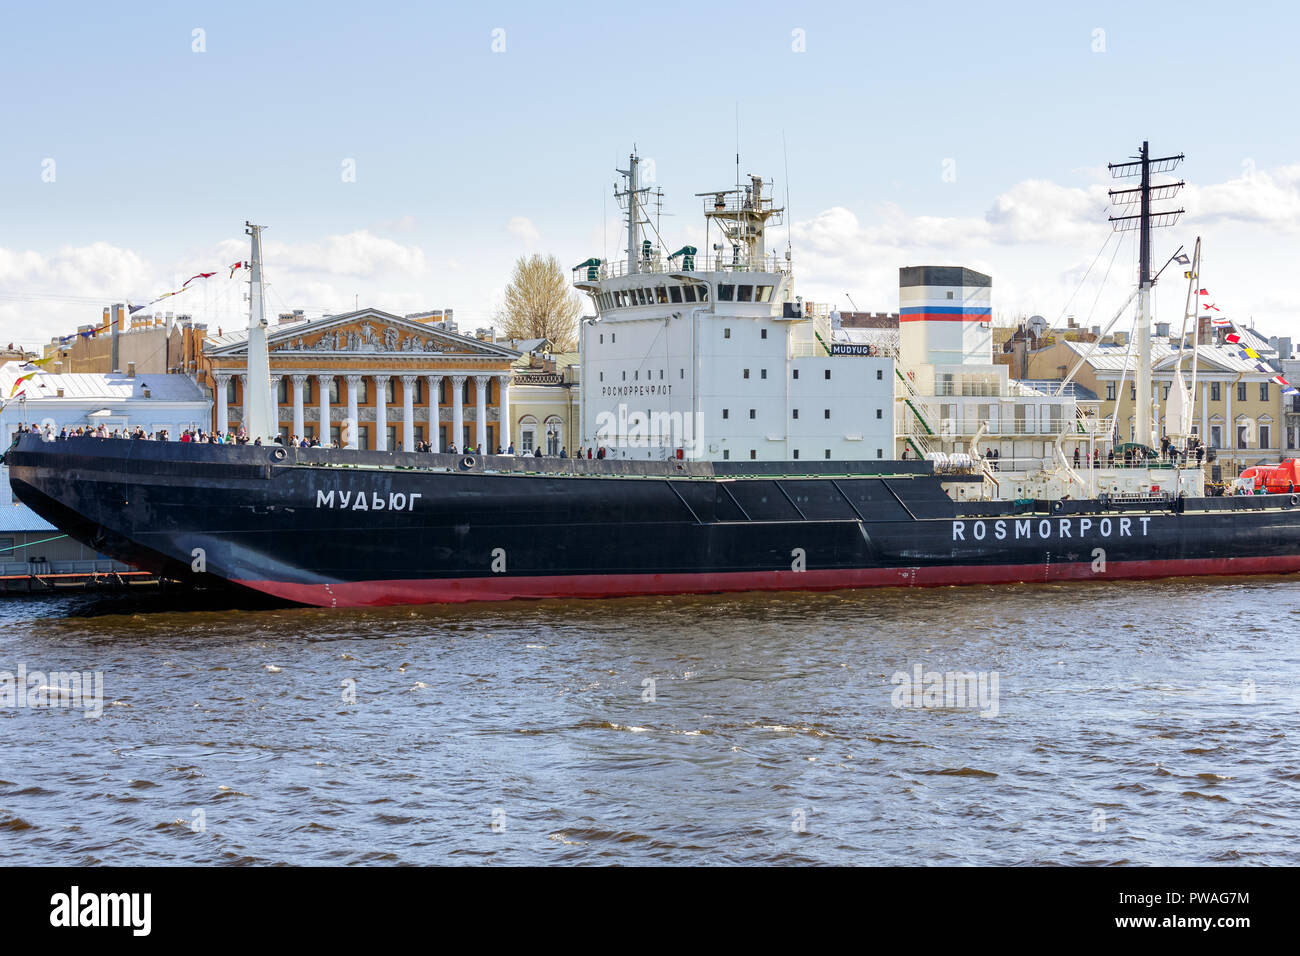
xmin=6 ymin=143 xmax=1300 ymax=608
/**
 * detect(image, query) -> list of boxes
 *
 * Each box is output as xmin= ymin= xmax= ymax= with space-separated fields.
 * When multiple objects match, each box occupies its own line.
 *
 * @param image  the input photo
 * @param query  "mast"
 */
xmin=1108 ymin=142 xmax=1185 ymax=448
xmin=1136 ymin=142 xmax=1152 ymax=448
xmin=243 ymin=221 xmax=277 ymax=440
xmin=614 ymin=152 xmax=648 ymax=275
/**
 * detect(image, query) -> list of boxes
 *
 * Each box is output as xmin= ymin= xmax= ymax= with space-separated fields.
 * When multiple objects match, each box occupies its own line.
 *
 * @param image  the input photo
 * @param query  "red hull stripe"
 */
xmin=235 ymin=556 xmax=1300 ymax=608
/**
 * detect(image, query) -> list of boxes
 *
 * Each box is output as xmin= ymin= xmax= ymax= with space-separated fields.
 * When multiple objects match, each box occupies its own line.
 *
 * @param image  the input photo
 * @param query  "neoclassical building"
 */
xmin=200 ymin=308 xmax=521 ymax=451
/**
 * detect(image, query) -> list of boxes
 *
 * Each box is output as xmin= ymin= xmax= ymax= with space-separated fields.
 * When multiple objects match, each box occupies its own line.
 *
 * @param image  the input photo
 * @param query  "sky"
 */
xmin=2 ymin=0 xmax=1298 ymax=349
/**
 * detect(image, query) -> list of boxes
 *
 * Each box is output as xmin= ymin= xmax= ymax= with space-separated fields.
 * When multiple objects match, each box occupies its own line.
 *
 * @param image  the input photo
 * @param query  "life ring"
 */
xmin=459 ymin=455 xmax=477 ymax=470
xmin=1050 ymin=500 xmax=1064 ymax=514
xmin=271 ymin=447 xmax=287 ymax=461
xmin=1290 ymin=494 xmax=1298 ymax=508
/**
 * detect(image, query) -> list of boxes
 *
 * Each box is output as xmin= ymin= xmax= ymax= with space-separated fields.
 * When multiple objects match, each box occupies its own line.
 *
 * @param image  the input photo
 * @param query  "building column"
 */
xmin=426 ymin=374 xmax=443 ymax=452
xmin=346 ymin=373 xmax=362 ymax=449
xmin=317 ymin=374 xmax=331 ymax=444
xmin=1201 ymin=382 xmax=1209 ymax=444
xmin=214 ymin=372 xmax=230 ymax=434
xmin=451 ymin=375 xmax=466 ymax=452
xmin=374 ymin=374 xmax=390 ymax=451
xmin=291 ymin=374 xmax=307 ymax=441
xmin=474 ymin=374 xmax=489 ymax=452
xmin=238 ymin=372 xmax=249 ymax=434
xmin=401 ymin=375 xmax=417 ymax=452
xmin=497 ymin=372 xmax=512 ymax=451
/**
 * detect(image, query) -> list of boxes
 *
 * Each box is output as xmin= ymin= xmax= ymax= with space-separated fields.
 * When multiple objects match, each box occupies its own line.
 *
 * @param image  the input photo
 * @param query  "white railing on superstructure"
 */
xmin=574 ymin=253 xmax=792 ymax=282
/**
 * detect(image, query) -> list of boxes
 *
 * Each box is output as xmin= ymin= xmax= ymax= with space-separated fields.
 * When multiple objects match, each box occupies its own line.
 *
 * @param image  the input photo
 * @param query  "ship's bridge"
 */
xmin=573 ymin=254 xmax=791 ymax=319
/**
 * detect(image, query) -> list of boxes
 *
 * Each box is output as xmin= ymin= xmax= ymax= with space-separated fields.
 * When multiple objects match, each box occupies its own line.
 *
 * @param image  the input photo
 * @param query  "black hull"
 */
xmin=7 ymin=435 xmax=1300 ymax=607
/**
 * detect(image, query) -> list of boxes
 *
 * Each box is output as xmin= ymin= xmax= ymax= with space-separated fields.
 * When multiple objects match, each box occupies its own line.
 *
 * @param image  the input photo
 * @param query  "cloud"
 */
xmin=506 ymin=216 xmax=540 ymax=244
xmin=267 ymin=230 xmax=428 ymax=278
xmin=1185 ymin=163 xmax=1300 ymax=232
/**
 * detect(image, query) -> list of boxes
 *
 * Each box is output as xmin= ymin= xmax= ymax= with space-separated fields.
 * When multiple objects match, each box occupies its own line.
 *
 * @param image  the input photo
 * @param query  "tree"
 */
xmin=495 ymin=254 xmax=581 ymax=351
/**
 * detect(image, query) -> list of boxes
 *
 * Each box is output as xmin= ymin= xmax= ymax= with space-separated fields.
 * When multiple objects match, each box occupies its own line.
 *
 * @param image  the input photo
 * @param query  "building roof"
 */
xmin=1058 ymin=339 xmax=1272 ymax=376
xmin=0 ymin=363 xmax=208 ymax=402
xmin=0 ymin=504 xmax=57 ymax=533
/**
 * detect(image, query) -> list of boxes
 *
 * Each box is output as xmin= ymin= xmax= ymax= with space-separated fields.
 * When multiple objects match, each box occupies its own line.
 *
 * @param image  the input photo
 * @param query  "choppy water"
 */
xmin=1 ymin=578 xmax=1298 ymax=865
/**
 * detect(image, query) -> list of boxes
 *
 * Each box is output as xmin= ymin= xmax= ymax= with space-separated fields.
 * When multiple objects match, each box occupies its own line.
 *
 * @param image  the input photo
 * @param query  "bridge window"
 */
xmin=718 ymin=284 xmax=735 ymax=301
xmin=669 ymin=287 xmax=682 ymax=303
xmin=683 ymin=286 xmax=697 ymax=303
xmin=737 ymin=285 xmax=753 ymax=302
xmin=656 ymin=287 xmax=668 ymax=304
xmin=756 ymin=285 xmax=773 ymax=302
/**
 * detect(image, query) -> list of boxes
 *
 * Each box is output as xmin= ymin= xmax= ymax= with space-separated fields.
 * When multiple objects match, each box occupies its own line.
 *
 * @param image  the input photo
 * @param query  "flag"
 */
xmin=1174 ymin=252 xmax=1191 ymax=265
xmin=1197 ymin=289 xmax=1209 ymax=295
xmin=1285 ymin=387 xmax=1299 ymax=396
xmin=1245 ymin=346 xmax=1261 ymax=359
xmin=128 ymin=303 xmax=146 ymax=314
xmin=229 ymin=261 xmax=247 ymax=278
xmin=9 ymin=373 xmax=35 ymax=398
xmin=1272 ymin=375 xmax=1290 ymax=387
xmin=1204 ymin=303 xmax=1221 ymax=311
xmin=1183 ymin=270 xmax=1194 ymax=278
xmin=20 ymin=357 xmax=54 ymax=371
xmin=1225 ymin=333 xmax=1242 ymax=344
xmin=182 ymin=271 xmax=216 ymax=288
xmin=1211 ymin=317 xmax=1231 ymax=328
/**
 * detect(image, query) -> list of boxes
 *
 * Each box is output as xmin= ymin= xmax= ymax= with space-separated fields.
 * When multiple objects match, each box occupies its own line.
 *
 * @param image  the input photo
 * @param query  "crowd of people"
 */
xmin=21 ymin=421 xmax=610 ymax=459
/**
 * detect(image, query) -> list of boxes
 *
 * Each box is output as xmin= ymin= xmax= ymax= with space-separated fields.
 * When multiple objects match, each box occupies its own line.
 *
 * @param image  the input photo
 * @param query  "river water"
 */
xmin=1 ymin=578 xmax=1297 ymax=865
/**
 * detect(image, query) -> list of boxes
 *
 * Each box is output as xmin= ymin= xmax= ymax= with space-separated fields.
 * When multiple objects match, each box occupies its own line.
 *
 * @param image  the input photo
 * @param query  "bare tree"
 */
xmin=495 ymin=254 xmax=581 ymax=351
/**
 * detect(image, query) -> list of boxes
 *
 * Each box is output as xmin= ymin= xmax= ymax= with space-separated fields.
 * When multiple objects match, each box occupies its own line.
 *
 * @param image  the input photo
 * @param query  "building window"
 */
xmin=1211 ymin=382 xmax=1221 ymax=402
xmin=1260 ymin=424 xmax=1272 ymax=448
xmin=1237 ymin=425 xmax=1250 ymax=448
xmin=760 ymin=369 xmax=767 ymax=379
xmin=876 ymin=408 xmax=883 ymax=419
xmin=750 ymin=449 xmax=757 ymax=459
xmin=722 ymin=409 xmax=729 ymax=419
xmin=228 ymin=378 xmax=239 ymax=404
xmin=1210 ymin=424 xmax=1222 ymax=448
xmin=792 ymin=369 xmax=799 ymax=380
xmin=793 ymin=449 xmax=800 ymax=459
xmin=749 ymin=409 xmax=756 ymax=419
xmin=385 ymin=378 xmax=397 ymax=404
xmin=1162 ymin=385 xmax=1169 ymax=401
xmin=824 ymin=409 xmax=830 ymax=419
xmin=724 ymin=328 xmax=732 ymax=339
xmin=825 ymin=449 xmax=831 ymax=459
xmin=611 ymin=333 xmax=616 ymax=343
xmin=386 ymin=425 xmax=399 ymax=449
xmin=1130 ymin=385 xmax=1136 ymax=401
xmin=792 ymin=409 xmax=799 ymax=419
xmin=876 ymin=448 xmax=883 ymax=459
xmin=824 ymin=369 xmax=831 ymax=380
xmin=1238 ymin=382 xmax=1247 ymax=402
xmin=722 ymin=449 xmax=729 ymax=460
xmin=277 ymin=378 xmax=290 ymax=403
xmin=761 ymin=329 xmax=768 ymax=339
xmin=743 ymin=368 xmax=749 ymax=379
xmin=1106 ymin=383 xmax=1116 ymax=401
xmin=1261 ymin=382 xmax=1270 ymax=401
xmin=329 ymin=377 xmax=341 ymax=404
xmin=876 ymin=369 xmax=883 ymax=380
xmin=946 ymin=291 xmax=954 ymax=300
xmin=599 ymin=372 xmax=604 ymax=382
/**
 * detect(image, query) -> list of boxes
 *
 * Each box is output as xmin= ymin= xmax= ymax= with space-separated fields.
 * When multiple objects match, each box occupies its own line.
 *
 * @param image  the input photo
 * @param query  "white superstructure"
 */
xmin=575 ymin=152 xmax=895 ymax=463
